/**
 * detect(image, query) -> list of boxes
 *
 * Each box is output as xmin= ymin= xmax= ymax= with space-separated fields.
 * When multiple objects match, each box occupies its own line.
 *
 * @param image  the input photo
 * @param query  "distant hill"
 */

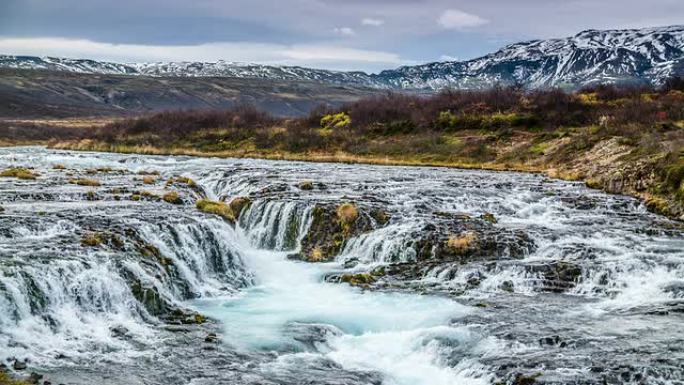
xmin=0 ymin=68 xmax=379 ymax=119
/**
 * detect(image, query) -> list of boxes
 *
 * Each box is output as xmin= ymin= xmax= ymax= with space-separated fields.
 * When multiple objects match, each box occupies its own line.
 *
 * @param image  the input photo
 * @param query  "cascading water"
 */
xmin=0 ymin=146 xmax=682 ymax=385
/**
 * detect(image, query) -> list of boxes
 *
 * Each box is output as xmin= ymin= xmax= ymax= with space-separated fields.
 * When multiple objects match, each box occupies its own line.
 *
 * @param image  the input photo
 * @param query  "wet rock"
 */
xmin=130 ymin=281 xmax=170 ymax=316
xmin=298 ymin=180 xmax=314 ymax=190
xmin=340 ymin=273 xmax=375 ymax=287
xmin=409 ymin=216 xmax=535 ymax=264
xmin=28 ymin=372 xmax=43 ymax=384
xmin=524 ymin=262 xmax=583 ymax=292
xmin=13 ymin=359 xmax=27 ymax=371
xmin=110 ymin=326 xmax=129 ymax=338
xmin=167 ymin=309 xmax=208 ymax=325
xmin=228 ymin=197 xmax=251 ymax=219
xmin=291 ymin=202 xmax=384 ymax=262
xmin=343 ymin=258 xmax=360 ymax=268
xmin=204 ymin=333 xmax=220 ymax=343
xmin=501 ymin=280 xmax=515 ymax=292
xmin=480 ymin=213 xmax=498 ymax=224
xmin=285 ymin=322 xmax=343 ymax=352
xmin=512 ymin=373 xmax=540 ymax=385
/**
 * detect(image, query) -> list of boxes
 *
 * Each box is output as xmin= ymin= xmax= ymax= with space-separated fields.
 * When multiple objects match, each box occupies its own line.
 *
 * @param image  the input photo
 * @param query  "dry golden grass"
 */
xmin=0 ymin=167 xmax=38 ymax=180
xmin=336 ymin=203 xmax=359 ymax=224
xmin=308 ymin=247 xmax=326 ymax=262
xmin=447 ymin=232 xmax=477 ymax=253
xmin=142 ymin=175 xmax=156 ymax=184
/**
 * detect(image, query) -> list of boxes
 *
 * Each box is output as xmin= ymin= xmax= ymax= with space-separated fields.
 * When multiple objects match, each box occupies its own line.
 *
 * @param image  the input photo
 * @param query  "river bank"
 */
xmin=49 ymin=122 xmax=684 ymax=221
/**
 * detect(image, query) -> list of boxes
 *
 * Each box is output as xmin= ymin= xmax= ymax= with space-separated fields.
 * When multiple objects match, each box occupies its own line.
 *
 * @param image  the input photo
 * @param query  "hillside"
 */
xmin=0 ymin=68 xmax=379 ymax=118
xmin=37 ymin=83 xmax=684 ymax=221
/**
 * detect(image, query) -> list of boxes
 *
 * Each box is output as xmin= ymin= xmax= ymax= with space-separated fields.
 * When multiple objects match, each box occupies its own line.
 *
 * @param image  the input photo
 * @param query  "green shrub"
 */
xmin=663 ymin=158 xmax=684 ymax=192
xmin=321 ymin=112 xmax=352 ymax=129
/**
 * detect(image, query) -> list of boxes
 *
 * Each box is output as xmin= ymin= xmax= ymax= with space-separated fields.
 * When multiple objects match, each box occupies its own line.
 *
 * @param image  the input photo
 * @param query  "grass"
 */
xmin=196 ymin=199 xmax=235 ymax=222
xmin=18 ymin=82 xmax=684 ymax=220
xmin=337 ymin=203 xmax=359 ymax=224
xmin=0 ymin=167 xmax=39 ymax=180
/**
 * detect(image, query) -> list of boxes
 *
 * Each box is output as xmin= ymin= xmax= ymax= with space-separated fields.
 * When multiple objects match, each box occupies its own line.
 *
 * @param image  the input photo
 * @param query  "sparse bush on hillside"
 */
xmin=41 ymin=77 xmax=684 ymax=159
xmin=321 ymin=112 xmax=351 ymax=129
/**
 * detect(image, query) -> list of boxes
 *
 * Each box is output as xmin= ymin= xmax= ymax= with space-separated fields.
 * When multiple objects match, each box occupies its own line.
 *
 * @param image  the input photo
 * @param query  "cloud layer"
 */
xmin=0 ymin=37 xmax=404 ymax=71
xmin=2 ymin=0 xmax=683 ymax=71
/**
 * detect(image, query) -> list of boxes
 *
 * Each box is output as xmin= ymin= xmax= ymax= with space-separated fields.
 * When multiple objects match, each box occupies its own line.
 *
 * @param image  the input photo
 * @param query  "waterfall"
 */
xmin=0 ymin=147 xmax=682 ymax=385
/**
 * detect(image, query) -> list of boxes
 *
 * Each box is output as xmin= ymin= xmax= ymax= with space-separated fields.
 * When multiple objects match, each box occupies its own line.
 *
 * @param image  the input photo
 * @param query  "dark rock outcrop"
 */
xmin=291 ymin=203 xmax=390 ymax=262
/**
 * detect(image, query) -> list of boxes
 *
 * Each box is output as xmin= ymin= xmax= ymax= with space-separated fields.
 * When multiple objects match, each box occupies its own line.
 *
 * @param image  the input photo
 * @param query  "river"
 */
xmin=0 ymin=147 xmax=682 ymax=384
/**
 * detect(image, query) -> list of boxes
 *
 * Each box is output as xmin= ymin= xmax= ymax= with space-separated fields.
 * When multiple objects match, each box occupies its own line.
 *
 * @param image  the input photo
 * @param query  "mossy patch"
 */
xmin=308 ymin=247 xmax=326 ymax=262
xmin=81 ymin=232 xmax=105 ymax=247
xmin=228 ymin=197 xmax=251 ymax=217
xmin=86 ymin=190 xmax=99 ymax=201
xmin=336 ymin=203 xmax=359 ymax=234
xmin=81 ymin=231 xmax=124 ymax=249
xmin=172 ymin=176 xmax=197 ymax=187
xmin=196 ymin=199 xmax=235 ymax=222
xmin=137 ymin=170 xmax=160 ymax=176
xmin=341 ymin=273 xmax=375 ymax=287
xmin=162 ymin=191 xmax=183 ymax=204
xmin=0 ymin=372 xmax=33 ymax=385
xmin=480 ymin=213 xmax=497 ymax=224
xmin=446 ymin=232 xmax=477 ymax=254
xmin=0 ymin=167 xmax=38 ymax=180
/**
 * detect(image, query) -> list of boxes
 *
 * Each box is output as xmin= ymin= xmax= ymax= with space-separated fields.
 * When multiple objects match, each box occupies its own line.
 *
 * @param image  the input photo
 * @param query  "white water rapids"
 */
xmin=0 ymin=147 xmax=681 ymax=385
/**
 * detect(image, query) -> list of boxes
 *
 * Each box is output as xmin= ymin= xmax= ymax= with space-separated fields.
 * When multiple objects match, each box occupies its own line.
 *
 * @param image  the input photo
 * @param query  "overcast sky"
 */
xmin=1 ymin=0 xmax=682 ymax=72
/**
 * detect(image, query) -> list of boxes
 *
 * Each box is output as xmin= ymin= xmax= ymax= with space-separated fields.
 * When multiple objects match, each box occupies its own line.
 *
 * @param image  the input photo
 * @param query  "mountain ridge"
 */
xmin=1 ymin=25 xmax=683 ymax=90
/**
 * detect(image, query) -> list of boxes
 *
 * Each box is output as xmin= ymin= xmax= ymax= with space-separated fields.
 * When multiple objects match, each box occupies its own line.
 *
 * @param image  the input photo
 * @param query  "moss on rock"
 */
xmin=162 ymin=191 xmax=183 ymax=204
xmin=0 ymin=167 xmax=38 ymax=180
xmin=228 ymin=197 xmax=252 ymax=217
xmin=196 ymin=199 xmax=235 ymax=222
xmin=341 ymin=273 xmax=375 ymax=287
xmin=298 ymin=180 xmax=314 ymax=190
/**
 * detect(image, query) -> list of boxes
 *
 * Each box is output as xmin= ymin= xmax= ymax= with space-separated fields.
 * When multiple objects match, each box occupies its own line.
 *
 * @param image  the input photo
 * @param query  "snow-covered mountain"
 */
xmin=376 ymin=25 xmax=684 ymax=89
xmin=2 ymin=25 xmax=683 ymax=90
